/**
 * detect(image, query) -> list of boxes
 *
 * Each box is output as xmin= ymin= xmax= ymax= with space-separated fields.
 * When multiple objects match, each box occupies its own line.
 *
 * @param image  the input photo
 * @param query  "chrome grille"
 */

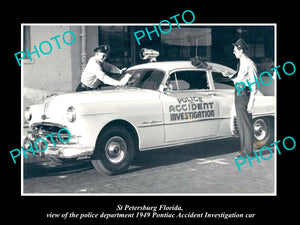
xmin=27 ymin=122 xmax=69 ymax=144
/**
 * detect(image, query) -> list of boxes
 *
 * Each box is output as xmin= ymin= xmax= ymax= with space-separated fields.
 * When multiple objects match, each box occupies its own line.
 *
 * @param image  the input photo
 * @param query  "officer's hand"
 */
xmin=119 ymin=73 xmax=132 ymax=86
xmin=121 ymin=67 xmax=127 ymax=74
xmin=221 ymin=70 xmax=231 ymax=77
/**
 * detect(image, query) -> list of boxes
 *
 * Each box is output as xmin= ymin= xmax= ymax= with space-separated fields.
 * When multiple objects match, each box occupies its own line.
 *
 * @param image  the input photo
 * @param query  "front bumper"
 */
xmin=45 ymin=144 xmax=94 ymax=158
xmin=24 ymin=122 xmax=94 ymax=159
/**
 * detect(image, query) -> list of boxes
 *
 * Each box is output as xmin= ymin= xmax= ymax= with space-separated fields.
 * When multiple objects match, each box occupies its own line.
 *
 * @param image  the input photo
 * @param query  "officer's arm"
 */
xmin=247 ymin=63 xmax=258 ymax=113
xmin=232 ymin=66 xmax=248 ymax=83
xmin=247 ymin=63 xmax=258 ymax=95
xmin=102 ymin=74 xmax=124 ymax=86
xmin=95 ymin=69 xmax=130 ymax=86
xmin=221 ymin=63 xmax=239 ymax=80
xmin=221 ymin=70 xmax=237 ymax=79
xmin=221 ymin=70 xmax=234 ymax=78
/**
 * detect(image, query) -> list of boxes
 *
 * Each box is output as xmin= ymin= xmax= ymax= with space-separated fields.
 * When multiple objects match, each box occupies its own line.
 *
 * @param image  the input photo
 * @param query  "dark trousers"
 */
xmin=235 ymin=88 xmax=254 ymax=155
xmin=76 ymin=83 xmax=86 ymax=92
xmin=76 ymin=82 xmax=96 ymax=92
xmin=76 ymin=82 xmax=104 ymax=92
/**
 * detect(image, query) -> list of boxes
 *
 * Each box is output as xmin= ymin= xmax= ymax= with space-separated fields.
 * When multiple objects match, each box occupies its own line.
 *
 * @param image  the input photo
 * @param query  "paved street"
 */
xmin=23 ymin=138 xmax=275 ymax=194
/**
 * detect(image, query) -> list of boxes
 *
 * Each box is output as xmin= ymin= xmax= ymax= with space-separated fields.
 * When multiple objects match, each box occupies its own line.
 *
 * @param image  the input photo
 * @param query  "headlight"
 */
xmin=24 ymin=106 xmax=32 ymax=121
xmin=66 ymin=106 xmax=76 ymax=122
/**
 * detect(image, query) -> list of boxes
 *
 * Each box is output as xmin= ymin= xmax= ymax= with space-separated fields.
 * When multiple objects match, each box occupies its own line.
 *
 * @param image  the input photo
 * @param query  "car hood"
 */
xmin=30 ymin=88 xmax=160 ymax=124
xmin=47 ymin=88 xmax=158 ymax=105
xmin=35 ymin=88 xmax=160 ymax=121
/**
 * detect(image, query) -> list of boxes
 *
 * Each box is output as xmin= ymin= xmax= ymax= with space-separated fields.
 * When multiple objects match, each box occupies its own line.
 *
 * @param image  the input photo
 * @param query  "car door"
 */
xmin=161 ymin=69 xmax=221 ymax=143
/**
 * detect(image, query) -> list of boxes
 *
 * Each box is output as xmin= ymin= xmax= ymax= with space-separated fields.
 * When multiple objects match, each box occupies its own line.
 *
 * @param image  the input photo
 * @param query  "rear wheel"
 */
xmin=91 ymin=126 xmax=135 ymax=175
xmin=253 ymin=117 xmax=274 ymax=148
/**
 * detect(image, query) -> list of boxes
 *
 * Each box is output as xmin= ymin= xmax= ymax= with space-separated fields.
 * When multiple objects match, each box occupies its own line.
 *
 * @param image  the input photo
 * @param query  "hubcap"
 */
xmin=105 ymin=136 xmax=127 ymax=164
xmin=253 ymin=119 xmax=268 ymax=141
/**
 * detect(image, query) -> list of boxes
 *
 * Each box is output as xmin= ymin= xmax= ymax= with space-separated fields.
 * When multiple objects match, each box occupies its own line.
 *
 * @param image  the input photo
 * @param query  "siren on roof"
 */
xmin=139 ymin=48 xmax=159 ymax=62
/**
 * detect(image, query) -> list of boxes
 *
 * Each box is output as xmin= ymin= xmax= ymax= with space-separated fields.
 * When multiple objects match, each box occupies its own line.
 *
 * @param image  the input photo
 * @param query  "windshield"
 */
xmin=126 ymin=69 xmax=165 ymax=90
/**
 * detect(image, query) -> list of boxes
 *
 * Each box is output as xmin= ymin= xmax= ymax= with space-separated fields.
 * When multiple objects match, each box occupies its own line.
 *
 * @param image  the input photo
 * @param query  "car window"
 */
xmin=168 ymin=70 xmax=209 ymax=91
xmin=212 ymin=72 xmax=234 ymax=89
xmin=126 ymin=69 xmax=164 ymax=90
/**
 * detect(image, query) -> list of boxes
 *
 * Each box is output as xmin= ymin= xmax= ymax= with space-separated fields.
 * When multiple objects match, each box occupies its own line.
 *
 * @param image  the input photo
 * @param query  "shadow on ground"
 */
xmin=24 ymin=138 xmax=240 ymax=179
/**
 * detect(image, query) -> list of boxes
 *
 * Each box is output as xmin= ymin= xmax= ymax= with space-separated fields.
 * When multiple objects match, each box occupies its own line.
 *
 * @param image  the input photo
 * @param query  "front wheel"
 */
xmin=91 ymin=126 xmax=135 ymax=175
xmin=253 ymin=117 xmax=274 ymax=148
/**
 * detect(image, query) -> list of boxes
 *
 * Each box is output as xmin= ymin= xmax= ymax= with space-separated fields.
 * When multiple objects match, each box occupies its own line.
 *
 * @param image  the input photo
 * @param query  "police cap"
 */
xmin=94 ymin=45 xmax=111 ymax=54
xmin=232 ymin=38 xmax=249 ymax=52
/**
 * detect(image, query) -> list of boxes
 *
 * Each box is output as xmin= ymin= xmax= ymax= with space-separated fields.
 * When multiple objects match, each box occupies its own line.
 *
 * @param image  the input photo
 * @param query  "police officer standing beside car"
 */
xmin=222 ymin=38 xmax=258 ymax=158
xmin=76 ymin=45 xmax=132 ymax=92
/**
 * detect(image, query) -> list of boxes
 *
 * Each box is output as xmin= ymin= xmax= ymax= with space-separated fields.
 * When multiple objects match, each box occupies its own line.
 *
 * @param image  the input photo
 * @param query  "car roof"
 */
xmin=127 ymin=60 xmax=236 ymax=74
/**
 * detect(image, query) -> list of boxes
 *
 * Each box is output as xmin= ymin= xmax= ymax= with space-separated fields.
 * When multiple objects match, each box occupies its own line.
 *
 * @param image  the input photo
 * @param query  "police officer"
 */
xmin=76 ymin=45 xmax=131 ymax=92
xmin=222 ymin=38 xmax=258 ymax=158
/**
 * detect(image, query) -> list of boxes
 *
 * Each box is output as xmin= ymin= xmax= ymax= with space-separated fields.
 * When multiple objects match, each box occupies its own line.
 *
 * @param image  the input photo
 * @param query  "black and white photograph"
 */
xmin=5 ymin=4 xmax=298 ymax=225
xmin=20 ymin=24 xmax=276 ymax=195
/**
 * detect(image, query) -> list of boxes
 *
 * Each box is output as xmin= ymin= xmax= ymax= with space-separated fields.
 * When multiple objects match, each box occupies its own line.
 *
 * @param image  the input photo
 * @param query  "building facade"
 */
xmin=23 ymin=25 xmax=274 ymax=93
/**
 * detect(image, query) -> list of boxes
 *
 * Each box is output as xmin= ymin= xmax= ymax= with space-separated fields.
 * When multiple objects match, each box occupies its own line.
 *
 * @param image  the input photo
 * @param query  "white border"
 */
xmin=21 ymin=23 xmax=277 ymax=196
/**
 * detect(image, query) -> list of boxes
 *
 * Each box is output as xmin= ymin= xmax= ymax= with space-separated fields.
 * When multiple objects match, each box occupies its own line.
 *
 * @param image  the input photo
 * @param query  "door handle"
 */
xmin=208 ymin=92 xmax=216 ymax=96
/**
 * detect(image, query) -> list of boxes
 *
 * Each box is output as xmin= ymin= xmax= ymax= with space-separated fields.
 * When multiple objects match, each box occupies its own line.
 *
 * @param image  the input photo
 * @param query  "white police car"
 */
xmin=24 ymin=50 xmax=275 ymax=175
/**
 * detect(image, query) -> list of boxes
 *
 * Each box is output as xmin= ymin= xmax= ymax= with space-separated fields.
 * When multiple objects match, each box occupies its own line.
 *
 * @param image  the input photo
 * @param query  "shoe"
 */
xmin=247 ymin=152 xmax=256 ymax=157
xmin=235 ymin=153 xmax=247 ymax=158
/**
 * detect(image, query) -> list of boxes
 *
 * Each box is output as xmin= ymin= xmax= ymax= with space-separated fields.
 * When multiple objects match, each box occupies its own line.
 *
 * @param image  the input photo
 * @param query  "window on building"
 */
xmin=161 ymin=28 xmax=212 ymax=61
xmin=98 ymin=26 xmax=131 ymax=68
xmin=248 ymin=44 xmax=265 ymax=58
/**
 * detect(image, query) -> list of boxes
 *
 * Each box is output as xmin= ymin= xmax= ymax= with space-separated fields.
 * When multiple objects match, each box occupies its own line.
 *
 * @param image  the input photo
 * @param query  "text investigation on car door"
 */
xmin=169 ymin=96 xmax=216 ymax=121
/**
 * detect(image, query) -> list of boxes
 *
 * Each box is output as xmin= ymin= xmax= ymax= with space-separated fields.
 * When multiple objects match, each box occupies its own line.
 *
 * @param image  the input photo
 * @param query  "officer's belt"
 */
xmin=236 ymin=86 xmax=251 ymax=96
xmin=81 ymin=83 xmax=96 ymax=91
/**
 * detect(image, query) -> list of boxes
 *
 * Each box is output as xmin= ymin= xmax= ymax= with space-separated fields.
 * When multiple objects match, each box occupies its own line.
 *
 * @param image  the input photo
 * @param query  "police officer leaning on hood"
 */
xmin=76 ymin=45 xmax=132 ymax=92
xmin=221 ymin=38 xmax=258 ymax=158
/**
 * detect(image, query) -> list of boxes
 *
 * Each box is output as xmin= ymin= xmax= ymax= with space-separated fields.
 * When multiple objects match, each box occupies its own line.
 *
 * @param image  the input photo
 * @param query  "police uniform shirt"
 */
xmin=81 ymin=56 xmax=128 ymax=88
xmin=231 ymin=54 xmax=258 ymax=94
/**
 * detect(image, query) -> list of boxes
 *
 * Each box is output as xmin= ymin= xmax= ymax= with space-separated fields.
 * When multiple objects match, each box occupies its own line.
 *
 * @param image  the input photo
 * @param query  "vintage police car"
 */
xmin=24 ymin=52 xmax=275 ymax=175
